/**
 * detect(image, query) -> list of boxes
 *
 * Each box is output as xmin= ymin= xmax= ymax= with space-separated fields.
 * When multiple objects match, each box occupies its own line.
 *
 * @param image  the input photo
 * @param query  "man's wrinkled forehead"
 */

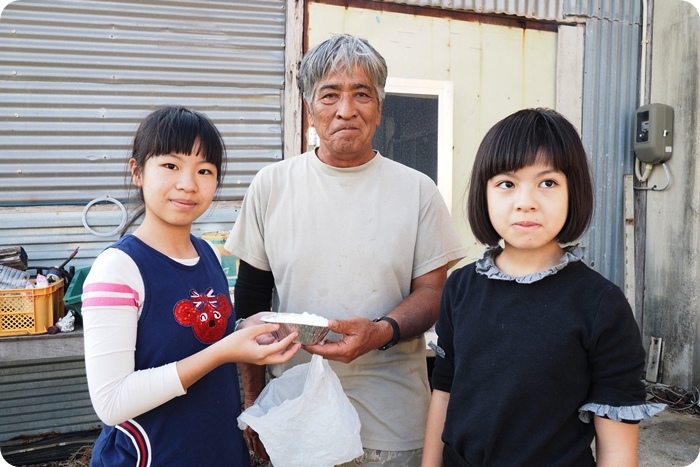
xmin=314 ymin=66 xmax=376 ymax=96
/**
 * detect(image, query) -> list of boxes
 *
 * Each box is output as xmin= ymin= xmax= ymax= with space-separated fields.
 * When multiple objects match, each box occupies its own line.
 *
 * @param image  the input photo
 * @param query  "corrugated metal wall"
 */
xmin=0 ymin=356 xmax=99 ymax=443
xmin=0 ymin=204 xmax=240 ymax=272
xmin=0 ymin=0 xmax=285 ymax=270
xmin=1 ymin=0 xmax=285 ymax=205
xmin=566 ymin=0 xmax=641 ymax=288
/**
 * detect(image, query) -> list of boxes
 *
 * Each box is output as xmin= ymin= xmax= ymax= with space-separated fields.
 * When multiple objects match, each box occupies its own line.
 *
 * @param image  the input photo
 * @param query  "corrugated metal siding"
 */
xmin=0 ymin=356 xmax=100 ymax=442
xmin=372 ymin=0 xmax=568 ymax=21
xmin=0 ymin=0 xmax=286 ymax=206
xmin=573 ymin=0 xmax=640 ymax=24
xmin=0 ymin=203 xmax=239 ymax=272
xmin=0 ymin=0 xmax=283 ymax=270
xmin=567 ymin=0 xmax=641 ymax=288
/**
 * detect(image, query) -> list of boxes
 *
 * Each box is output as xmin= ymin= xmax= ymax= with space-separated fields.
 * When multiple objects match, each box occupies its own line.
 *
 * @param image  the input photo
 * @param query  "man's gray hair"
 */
xmin=298 ymin=34 xmax=388 ymax=107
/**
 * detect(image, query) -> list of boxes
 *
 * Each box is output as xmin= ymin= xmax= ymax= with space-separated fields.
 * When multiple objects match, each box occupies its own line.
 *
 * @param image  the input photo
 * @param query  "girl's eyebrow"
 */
xmin=498 ymin=167 xmax=562 ymax=177
xmin=536 ymin=168 xmax=563 ymax=177
xmin=161 ymin=152 xmax=198 ymax=159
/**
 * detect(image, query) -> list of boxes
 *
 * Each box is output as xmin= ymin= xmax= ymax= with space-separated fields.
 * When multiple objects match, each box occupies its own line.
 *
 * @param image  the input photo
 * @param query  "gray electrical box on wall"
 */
xmin=634 ymin=103 xmax=674 ymax=164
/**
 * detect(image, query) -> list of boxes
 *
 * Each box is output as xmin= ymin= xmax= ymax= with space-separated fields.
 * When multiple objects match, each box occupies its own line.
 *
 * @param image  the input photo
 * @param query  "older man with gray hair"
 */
xmin=226 ymin=33 xmax=465 ymax=466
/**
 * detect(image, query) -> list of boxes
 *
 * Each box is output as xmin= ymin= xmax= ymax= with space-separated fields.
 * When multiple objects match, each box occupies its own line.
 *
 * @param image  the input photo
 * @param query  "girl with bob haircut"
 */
xmin=467 ymin=107 xmax=593 ymax=246
xmin=423 ymin=108 xmax=664 ymax=467
xmin=82 ymin=106 xmax=300 ymax=467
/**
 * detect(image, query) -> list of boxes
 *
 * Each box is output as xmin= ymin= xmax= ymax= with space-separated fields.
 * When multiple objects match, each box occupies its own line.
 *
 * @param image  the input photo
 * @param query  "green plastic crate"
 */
xmin=64 ymin=267 xmax=90 ymax=316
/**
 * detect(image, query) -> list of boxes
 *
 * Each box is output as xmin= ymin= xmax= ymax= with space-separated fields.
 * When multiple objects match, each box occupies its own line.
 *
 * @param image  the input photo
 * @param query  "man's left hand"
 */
xmin=303 ymin=317 xmax=391 ymax=363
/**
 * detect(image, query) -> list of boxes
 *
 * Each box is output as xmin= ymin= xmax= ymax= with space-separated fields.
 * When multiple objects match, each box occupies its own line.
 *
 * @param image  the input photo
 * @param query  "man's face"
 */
xmin=308 ymin=65 xmax=382 ymax=168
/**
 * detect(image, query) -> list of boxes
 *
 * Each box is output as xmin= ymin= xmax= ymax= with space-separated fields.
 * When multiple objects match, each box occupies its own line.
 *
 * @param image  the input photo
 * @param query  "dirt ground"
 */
xmin=2 ymin=409 xmax=699 ymax=466
xmin=247 ymin=411 xmax=700 ymax=467
xmin=638 ymin=409 xmax=700 ymax=466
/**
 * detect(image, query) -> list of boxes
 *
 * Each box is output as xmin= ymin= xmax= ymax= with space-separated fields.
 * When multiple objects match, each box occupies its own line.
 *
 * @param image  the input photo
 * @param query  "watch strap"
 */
xmin=374 ymin=316 xmax=400 ymax=350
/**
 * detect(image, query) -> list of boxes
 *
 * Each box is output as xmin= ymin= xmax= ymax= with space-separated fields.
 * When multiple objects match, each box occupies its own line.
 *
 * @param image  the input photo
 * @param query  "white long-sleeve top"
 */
xmin=82 ymin=244 xmax=220 ymax=426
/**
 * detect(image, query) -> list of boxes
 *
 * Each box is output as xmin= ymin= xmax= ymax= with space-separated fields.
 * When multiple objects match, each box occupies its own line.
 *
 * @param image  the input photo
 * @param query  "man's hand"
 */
xmin=303 ymin=317 xmax=392 ymax=363
xmin=302 ymin=266 xmax=447 ymax=363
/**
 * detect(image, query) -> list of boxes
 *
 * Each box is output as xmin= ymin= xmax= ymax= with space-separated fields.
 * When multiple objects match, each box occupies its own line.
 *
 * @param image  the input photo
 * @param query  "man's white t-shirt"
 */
xmin=226 ymin=151 xmax=466 ymax=451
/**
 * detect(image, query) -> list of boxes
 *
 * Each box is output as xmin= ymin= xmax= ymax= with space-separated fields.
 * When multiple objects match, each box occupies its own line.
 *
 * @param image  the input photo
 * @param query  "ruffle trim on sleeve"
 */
xmin=475 ymin=245 xmax=584 ymax=284
xmin=428 ymin=341 xmax=446 ymax=358
xmin=578 ymin=402 xmax=667 ymax=423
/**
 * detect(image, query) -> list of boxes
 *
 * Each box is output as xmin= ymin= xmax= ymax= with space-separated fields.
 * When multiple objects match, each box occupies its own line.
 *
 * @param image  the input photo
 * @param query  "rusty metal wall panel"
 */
xmin=0 ymin=0 xmax=285 ymax=206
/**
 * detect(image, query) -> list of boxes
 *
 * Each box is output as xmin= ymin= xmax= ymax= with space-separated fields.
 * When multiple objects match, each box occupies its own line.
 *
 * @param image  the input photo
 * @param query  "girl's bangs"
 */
xmin=485 ymin=123 xmax=569 ymax=179
xmin=145 ymin=111 xmax=223 ymax=168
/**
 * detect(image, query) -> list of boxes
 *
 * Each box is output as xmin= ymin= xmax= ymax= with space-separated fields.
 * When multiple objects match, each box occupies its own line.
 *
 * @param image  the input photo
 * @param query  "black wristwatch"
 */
xmin=374 ymin=316 xmax=400 ymax=350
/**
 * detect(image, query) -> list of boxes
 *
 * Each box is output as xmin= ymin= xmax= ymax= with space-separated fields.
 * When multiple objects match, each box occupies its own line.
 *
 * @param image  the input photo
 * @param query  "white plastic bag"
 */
xmin=238 ymin=355 xmax=363 ymax=467
xmin=56 ymin=309 xmax=76 ymax=332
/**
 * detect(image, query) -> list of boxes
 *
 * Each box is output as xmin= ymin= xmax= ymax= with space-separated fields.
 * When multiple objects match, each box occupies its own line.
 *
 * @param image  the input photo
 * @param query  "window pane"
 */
xmin=373 ymin=94 xmax=439 ymax=183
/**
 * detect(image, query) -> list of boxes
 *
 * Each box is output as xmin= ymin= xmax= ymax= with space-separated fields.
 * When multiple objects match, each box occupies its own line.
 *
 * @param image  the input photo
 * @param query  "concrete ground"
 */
xmin=638 ymin=410 xmax=700 ymax=466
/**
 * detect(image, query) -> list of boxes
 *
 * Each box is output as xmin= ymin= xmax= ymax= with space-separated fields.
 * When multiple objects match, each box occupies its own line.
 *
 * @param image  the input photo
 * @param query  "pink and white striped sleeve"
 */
xmin=82 ymin=248 xmax=185 ymax=426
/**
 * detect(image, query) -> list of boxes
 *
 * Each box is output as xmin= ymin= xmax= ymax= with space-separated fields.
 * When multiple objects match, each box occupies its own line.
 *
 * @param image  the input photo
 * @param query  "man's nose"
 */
xmin=336 ymin=93 xmax=357 ymax=118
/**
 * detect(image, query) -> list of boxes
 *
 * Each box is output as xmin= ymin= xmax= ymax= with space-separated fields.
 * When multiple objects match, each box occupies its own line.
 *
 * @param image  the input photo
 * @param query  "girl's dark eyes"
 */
xmin=494 ymin=179 xmax=560 ymax=189
xmin=159 ymin=162 xmax=216 ymax=176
